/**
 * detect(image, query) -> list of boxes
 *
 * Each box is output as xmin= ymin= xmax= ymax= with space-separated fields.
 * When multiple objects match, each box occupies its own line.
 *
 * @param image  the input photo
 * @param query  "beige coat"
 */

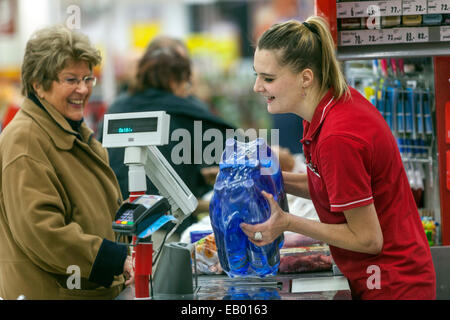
xmin=0 ymin=97 xmax=125 ymax=299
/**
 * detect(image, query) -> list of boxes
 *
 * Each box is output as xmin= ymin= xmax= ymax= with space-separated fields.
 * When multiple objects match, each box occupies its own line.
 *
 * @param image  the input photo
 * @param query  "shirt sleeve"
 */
xmin=2 ymin=155 xmax=125 ymax=286
xmin=317 ymin=135 xmax=374 ymax=212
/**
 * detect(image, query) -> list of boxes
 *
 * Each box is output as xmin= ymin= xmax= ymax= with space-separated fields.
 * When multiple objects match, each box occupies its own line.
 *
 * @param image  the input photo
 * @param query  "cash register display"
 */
xmin=107 ymin=117 xmax=158 ymax=134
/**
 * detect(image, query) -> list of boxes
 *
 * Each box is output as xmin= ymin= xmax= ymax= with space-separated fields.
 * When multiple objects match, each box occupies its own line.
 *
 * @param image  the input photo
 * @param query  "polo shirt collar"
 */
xmin=301 ymin=88 xmax=336 ymax=144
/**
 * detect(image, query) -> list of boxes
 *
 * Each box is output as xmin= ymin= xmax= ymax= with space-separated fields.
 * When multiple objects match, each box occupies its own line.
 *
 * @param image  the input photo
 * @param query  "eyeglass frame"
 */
xmin=56 ymin=75 xmax=97 ymax=88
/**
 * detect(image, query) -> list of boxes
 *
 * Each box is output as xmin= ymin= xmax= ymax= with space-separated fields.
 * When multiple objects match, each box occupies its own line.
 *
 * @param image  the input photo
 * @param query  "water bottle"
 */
xmin=209 ymin=180 xmax=230 ymax=274
xmin=209 ymin=138 xmax=288 ymax=277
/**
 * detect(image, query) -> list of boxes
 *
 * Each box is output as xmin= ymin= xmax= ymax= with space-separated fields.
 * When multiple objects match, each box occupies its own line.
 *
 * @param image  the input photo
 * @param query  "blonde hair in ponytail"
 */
xmin=257 ymin=16 xmax=349 ymax=101
xmin=305 ymin=16 xmax=349 ymax=100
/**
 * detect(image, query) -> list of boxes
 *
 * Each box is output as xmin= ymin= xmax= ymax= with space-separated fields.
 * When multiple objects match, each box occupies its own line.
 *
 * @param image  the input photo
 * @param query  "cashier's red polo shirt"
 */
xmin=301 ymin=87 xmax=436 ymax=300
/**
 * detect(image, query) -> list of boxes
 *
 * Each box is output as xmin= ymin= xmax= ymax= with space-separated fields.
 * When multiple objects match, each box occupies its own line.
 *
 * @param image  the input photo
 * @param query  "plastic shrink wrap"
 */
xmin=209 ymin=138 xmax=288 ymax=277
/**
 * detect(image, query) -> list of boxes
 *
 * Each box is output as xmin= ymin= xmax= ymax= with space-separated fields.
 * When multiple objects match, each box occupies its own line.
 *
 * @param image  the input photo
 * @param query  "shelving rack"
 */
xmin=335 ymin=0 xmax=450 ymax=59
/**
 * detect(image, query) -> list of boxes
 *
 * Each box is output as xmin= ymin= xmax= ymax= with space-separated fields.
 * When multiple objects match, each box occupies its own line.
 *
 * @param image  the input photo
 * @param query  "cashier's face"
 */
xmin=35 ymin=59 xmax=93 ymax=121
xmin=253 ymin=48 xmax=303 ymax=115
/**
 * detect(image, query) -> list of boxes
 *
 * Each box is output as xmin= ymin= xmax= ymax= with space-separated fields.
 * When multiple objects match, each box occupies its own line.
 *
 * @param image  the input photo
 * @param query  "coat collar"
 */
xmin=301 ymin=88 xmax=336 ymax=144
xmin=21 ymin=96 xmax=93 ymax=150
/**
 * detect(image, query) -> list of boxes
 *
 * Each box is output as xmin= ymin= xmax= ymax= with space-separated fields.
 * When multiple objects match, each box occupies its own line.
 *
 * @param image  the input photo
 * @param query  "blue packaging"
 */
xmin=209 ymin=138 xmax=288 ymax=278
xmin=423 ymin=14 xmax=442 ymax=26
xmin=190 ymin=230 xmax=213 ymax=243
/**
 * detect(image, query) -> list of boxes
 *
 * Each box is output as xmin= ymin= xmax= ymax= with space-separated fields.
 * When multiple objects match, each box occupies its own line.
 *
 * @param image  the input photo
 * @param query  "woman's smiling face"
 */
xmin=253 ymin=48 xmax=303 ymax=115
xmin=36 ymin=59 xmax=93 ymax=121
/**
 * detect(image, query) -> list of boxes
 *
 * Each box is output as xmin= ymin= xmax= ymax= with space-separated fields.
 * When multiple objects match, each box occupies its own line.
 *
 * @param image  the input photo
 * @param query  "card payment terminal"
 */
xmin=112 ymin=195 xmax=170 ymax=236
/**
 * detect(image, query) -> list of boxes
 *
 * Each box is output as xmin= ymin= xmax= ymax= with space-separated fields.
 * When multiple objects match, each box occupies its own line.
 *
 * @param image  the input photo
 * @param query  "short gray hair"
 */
xmin=21 ymin=25 xmax=102 ymax=97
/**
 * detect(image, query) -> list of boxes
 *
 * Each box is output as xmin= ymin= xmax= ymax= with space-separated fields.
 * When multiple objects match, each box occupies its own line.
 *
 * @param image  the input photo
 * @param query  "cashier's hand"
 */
xmin=240 ymin=191 xmax=290 ymax=247
xmin=123 ymin=256 xmax=134 ymax=286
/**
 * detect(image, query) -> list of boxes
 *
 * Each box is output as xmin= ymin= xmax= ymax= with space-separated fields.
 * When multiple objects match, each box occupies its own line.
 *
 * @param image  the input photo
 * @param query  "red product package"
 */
xmin=279 ymin=246 xmax=332 ymax=274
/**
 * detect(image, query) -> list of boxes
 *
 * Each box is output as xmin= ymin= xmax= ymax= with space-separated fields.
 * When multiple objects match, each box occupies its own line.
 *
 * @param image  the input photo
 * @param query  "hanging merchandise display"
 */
xmin=209 ymin=138 xmax=288 ymax=278
xmin=346 ymin=57 xmax=441 ymax=243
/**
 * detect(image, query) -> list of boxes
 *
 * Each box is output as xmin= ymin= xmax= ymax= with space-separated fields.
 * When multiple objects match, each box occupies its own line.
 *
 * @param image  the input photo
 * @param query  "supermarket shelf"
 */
xmin=339 ymin=25 xmax=450 ymax=46
xmin=337 ymin=41 xmax=450 ymax=60
xmin=337 ymin=0 xmax=450 ymax=18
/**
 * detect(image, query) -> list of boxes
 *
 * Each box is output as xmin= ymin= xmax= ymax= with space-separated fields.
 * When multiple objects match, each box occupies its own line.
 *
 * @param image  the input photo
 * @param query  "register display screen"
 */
xmin=107 ymin=117 xmax=158 ymax=134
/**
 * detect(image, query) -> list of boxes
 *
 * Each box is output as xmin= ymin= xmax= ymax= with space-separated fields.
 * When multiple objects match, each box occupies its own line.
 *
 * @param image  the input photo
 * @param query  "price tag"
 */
xmin=384 ymin=28 xmax=404 ymax=43
xmin=441 ymin=26 xmax=450 ymax=41
xmin=340 ymin=31 xmax=366 ymax=46
xmin=340 ymin=31 xmax=361 ymax=46
xmin=402 ymin=27 xmax=429 ymax=43
xmin=402 ymin=0 xmax=428 ymax=15
xmin=428 ymin=0 xmax=450 ymax=13
xmin=337 ymin=1 xmax=370 ymax=18
xmin=365 ymin=29 xmax=385 ymax=44
xmin=384 ymin=0 xmax=403 ymax=16
xmin=353 ymin=2 xmax=367 ymax=17
xmin=340 ymin=29 xmax=386 ymax=46
xmin=337 ymin=2 xmax=352 ymax=18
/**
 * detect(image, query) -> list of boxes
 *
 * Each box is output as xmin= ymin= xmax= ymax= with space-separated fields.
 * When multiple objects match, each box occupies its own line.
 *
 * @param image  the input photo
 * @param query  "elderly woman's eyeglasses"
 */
xmin=58 ymin=76 xmax=97 ymax=88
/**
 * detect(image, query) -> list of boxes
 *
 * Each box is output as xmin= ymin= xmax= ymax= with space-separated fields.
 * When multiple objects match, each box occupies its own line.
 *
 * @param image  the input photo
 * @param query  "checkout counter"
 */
xmin=115 ymin=244 xmax=450 ymax=300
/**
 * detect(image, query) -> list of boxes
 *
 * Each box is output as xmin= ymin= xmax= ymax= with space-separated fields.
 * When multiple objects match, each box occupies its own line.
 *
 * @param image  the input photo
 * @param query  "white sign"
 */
xmin=383 ymin=0 xmax=403 ymax=16
xmin=428 ymin=0 xmax=450 ymax=13
xmin=441 ymin=26 xmax=450 ymax=42
xmin=402 ymin=27 xmax=429 ymax=43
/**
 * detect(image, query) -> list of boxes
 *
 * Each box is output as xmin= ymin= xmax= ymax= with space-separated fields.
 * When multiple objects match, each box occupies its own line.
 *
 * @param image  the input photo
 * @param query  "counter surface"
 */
xmin=116 ymin=271 xmax=352 ymax=300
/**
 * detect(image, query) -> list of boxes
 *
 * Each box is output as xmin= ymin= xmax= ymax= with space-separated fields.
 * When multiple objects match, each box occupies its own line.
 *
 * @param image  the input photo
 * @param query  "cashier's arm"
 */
xmin=282 ymin=172 xmax=311 ymax=199
xmin=241 ymin=192 xmax=384 ymax=255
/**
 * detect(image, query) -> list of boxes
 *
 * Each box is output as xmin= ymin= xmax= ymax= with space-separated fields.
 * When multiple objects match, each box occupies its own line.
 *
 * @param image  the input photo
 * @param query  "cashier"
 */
xmin=0 ymin=25 xmax=133 ymax=299
xmin=241 ymin=16 xmax=436 ymax=300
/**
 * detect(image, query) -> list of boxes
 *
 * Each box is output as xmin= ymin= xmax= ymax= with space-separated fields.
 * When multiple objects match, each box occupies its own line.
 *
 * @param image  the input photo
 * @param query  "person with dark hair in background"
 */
xmin=0 ymin=25 xmax=133 ymax=300
xmin=241 ymin=16 xmax=436 ymax=300
xmin=99 ymin=37 xmax=234 ymax=239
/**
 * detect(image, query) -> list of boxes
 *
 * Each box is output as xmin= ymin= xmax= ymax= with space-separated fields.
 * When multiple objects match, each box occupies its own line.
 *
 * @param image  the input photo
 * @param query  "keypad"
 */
xmin=115 ymin=208 xmax=134 ymax=225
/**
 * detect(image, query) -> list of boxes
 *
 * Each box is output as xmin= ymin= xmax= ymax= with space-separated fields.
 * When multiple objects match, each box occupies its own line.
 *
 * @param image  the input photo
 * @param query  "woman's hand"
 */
xmin=240 ymin=191 xmax=290 ymax=247
xmin=282 ymin=172 xmax=311 ymax=199
xmin=123 ymin=256 xmax=134 ymax=286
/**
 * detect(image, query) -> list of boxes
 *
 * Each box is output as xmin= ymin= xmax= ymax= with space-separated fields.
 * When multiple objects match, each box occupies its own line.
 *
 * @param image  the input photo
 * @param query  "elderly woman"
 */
xmin=0 ymin=25 xmax=133 ymax=300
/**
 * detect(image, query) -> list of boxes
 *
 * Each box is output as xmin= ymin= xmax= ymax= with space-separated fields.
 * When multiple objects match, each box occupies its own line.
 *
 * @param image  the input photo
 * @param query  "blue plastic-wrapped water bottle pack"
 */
xmin=209 ymin=138 xmax=289 ymax=278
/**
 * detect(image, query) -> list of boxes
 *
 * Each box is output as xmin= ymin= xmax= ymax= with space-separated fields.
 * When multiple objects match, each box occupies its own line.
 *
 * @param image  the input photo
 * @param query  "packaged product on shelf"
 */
xmin=402 ymin=15 xmax=423 ymax=27
xmin=340 ymin=18 xmax=362 ymax=30
xmin=444 ymin=14 xmax=450 ymax=25
xmin=422 ymin=14 xmax=443 ymax=26
xmin=382 ymin=16 xmax=401 ymax=28
xmin=421 ymin=217 xmax=439 ymax=246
